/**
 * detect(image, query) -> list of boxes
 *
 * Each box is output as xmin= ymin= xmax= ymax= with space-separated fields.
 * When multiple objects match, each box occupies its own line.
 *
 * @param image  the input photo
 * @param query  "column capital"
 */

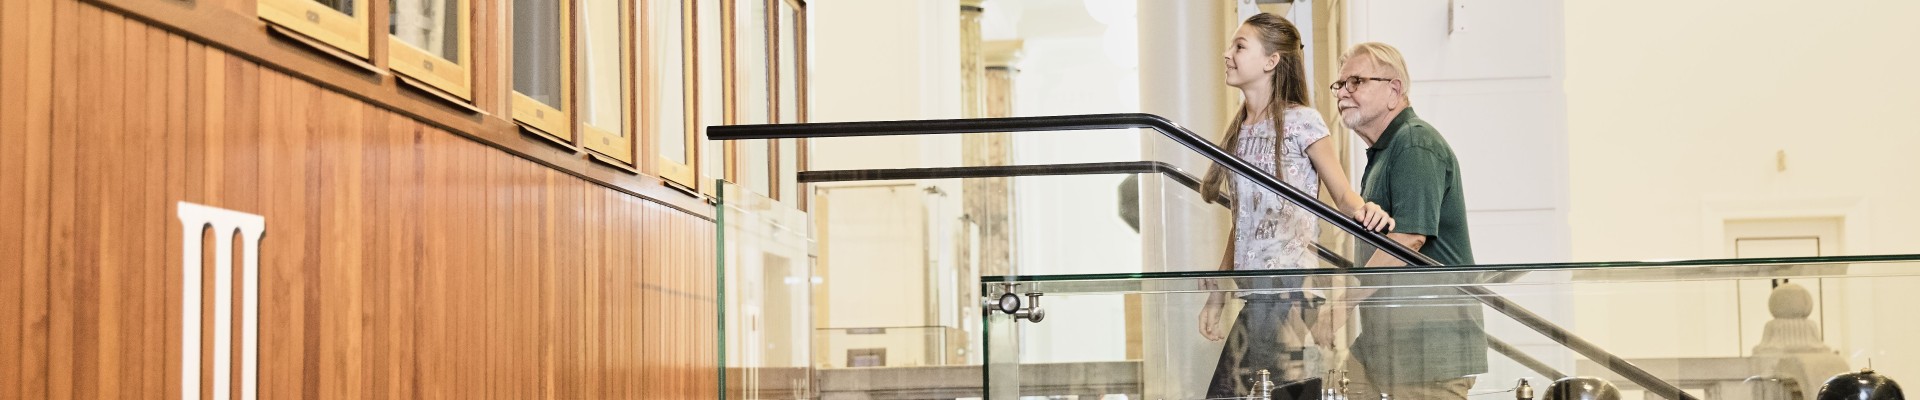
xmin=961 ymin=0 xmax=985 ymax=13
xmin=984 ymin=40 xmax=1024 ymax=70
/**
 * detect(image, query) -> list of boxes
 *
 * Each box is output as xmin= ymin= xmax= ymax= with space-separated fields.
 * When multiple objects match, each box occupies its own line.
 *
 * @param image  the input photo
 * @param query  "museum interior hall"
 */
xmin=3 ymin=0 xmax=1919 ymax=399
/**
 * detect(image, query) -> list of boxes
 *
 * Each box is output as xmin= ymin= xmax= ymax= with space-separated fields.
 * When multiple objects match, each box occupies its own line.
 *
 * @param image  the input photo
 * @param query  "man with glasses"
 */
xmin=1330 ymin=42 xmax=1485 ymax=400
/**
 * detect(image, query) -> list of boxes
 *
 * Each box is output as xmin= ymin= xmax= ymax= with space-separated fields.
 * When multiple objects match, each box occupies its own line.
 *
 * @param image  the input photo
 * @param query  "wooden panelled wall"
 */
xmin=0 ymin=1 xmax=721 ymax=399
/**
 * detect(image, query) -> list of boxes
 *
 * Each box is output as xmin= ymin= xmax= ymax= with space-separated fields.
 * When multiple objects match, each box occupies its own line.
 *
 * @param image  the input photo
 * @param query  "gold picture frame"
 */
xmin=577 ymin=0 xmax=635 ymax=164
xmin=650 ymin=0 xmax=700 ymax=188
xmin=387 ymin=0 xmax=475 ymax=101
xmin=258 ymin=0 xmax=373 ymax=58
xmin=510 ymin=0 xmax=575 ymax=145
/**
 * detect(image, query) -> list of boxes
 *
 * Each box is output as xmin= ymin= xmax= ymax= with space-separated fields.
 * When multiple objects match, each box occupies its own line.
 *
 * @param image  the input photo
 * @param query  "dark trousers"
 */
xmin=1206 ymin=292 xmax=1317 ymax=399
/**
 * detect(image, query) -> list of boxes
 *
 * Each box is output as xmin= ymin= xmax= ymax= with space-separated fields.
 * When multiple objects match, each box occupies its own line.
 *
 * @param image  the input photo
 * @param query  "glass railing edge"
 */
xmin=980 ymin=253 xmax=1920 ymax=283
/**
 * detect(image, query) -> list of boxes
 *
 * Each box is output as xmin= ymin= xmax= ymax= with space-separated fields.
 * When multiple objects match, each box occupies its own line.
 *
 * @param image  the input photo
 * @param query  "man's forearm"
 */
xmin=1349 ymin=233 xmax=1428 ymax=300
xmin=1366 ymin=232 xmax=1427 ymax=267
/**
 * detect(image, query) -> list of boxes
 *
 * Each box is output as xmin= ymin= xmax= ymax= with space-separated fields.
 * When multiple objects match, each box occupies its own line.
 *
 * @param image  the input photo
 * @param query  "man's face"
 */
xmin=1335 ymin=54 xmax=1401 ymax=131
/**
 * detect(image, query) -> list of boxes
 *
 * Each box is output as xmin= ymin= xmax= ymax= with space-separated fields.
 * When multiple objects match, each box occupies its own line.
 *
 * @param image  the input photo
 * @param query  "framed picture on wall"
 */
xmin=388 ymin=0 xmax=475 ymax=102
xmin=578 ymin=0 xmax=636 ymax=166
xmin=650 ymin=0 xmax=701 ymax=188
xmin=511 ymin=0 xmax=575 ymax=145
xmin=259 ymin=0 xmax=372 ymax=58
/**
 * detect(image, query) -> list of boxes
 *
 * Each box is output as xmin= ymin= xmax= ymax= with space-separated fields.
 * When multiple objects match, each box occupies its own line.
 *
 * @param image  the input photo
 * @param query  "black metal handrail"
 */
xmin=797 ymin=161 xmax=1353 ymax=269
xmin=801 ymin=161 xmax=1203 ymax=188
xmin=710 ymin=113 xmax=1435 ymax=265
xmin=710 ymin=113 xmax=1695 ymax=400
xmin=798 ymin=161 xmax=1571 ymax=381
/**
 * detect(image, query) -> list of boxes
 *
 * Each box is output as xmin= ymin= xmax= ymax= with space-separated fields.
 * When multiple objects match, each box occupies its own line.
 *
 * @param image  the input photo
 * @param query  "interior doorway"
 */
xmin=1725 ymin=216 xmax=1844 ymax=355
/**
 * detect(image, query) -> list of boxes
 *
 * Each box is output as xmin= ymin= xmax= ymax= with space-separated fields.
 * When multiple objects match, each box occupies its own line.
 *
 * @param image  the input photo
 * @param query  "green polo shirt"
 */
xmin=1359 ymin=107 xmax=1474 ymax=265
xmin=1352 ymin=107 xmax=1488 ymax=385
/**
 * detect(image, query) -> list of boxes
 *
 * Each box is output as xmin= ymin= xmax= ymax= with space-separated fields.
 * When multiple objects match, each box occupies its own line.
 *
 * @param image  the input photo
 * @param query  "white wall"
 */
xmin=982 ymin=0 xmax=1144 ymax=366
xmin=1349 ymin=0 xmax=1571 ymax=266
xmin=1563 ymin=0 xmax=1920 ymax=381
xmin=808 ymin=0 xmax=962 ymax=172
xmin=1348 ymin=0 xmax=1576 ymax=391
xmin=806 ymin=0 xmax=964 ymax=366
xmin=1564 ymin=1 xmax=1920 ymax=261
xmin=1350 ymin=0 xmax=1920 ymax=387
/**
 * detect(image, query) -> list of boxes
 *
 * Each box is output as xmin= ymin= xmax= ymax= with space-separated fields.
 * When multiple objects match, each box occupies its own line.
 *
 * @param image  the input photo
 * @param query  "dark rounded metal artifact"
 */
xmin=1818 ymin=369 xmax=1905 ymax=400
xmin=1543 ymin=377 xmax=1622 ymax=400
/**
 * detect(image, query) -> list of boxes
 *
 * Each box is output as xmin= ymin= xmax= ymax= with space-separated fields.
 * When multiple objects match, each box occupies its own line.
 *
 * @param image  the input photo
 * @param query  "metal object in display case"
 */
xmin=1258 ymin=369 xmax=1277 ymax=400
xmin=1325 ymin=371 xmax=1353 ymax=400
xmin=1543 ymin=377 xmax=1623 ymax=400
xmin=1818 ymin=369 xmax=1905 ymax=400
xmin=1214 ymin=370 xmax=1321 ymax=400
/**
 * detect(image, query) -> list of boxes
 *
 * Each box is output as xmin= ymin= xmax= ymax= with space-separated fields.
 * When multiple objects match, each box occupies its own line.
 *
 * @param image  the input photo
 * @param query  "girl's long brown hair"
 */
xmin=1200 ymin=13 xmax=1310 ymax=204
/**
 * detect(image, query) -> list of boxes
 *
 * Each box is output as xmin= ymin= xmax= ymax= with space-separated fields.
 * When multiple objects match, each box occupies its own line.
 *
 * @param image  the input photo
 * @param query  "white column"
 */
xmin=1138 ymin=3 xmax=1230 ymax=399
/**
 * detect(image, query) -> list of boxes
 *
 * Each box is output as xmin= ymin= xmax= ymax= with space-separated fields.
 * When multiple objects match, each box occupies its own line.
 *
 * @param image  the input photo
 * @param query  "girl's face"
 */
xmin=1222 ymin=24 xmax=1277 ymax=90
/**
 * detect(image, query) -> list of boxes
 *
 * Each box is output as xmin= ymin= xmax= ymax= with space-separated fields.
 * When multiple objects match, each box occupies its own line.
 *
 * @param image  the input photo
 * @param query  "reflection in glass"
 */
xmin=699 ymin=0 xmax=726 ymax=180
xmin=743 ymin=140 xmax=770 ymax=195
xmin=778 ymin=3 xmax=798 ymax=124
xmin=738 ymin=0 xmax=770 ymax=125
xmin=778 ymin=139 xmax=797 ymax=205
xmin=580 ymin=0 xmax=623 ymax=135
xmin=512 ymin=0 xmax=564 ymax=108
xmin=718 ymin=182 xmax=815 ymax=398
xmin=650 ymin=0 xmax=690 ymax=164
xmin=390 ymin=0 xmax=459 ymax=60
xmin=315 ymin=0 xmax=356 ymax=15
xmin=737 ymin=0 xmax=771 ymax=195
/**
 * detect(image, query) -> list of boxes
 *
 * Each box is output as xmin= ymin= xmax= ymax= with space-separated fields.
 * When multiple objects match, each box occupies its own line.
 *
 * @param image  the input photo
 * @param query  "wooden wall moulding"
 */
xmin=79 ymin=0 xmax=717 ymax=218
xmin=395 ymin=73 xmax=485 ymax=114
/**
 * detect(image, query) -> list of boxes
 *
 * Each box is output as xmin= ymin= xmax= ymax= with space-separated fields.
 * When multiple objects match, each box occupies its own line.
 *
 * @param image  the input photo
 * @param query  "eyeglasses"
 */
xmin=1330 ymin=76 xmax=1394 ymax=92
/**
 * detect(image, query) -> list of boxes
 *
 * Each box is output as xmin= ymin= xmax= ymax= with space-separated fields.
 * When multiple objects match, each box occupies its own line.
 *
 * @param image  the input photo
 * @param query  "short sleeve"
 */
xmin=1286 ymin=107 xmax=1332 ymax=147
xmin=1385 ymin=147 xmax=1449 ymax=237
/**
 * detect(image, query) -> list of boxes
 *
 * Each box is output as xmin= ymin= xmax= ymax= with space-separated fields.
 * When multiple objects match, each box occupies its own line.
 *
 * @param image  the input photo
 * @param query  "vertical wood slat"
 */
xmin=159 ymin=30 xmax=188 ymax=400
xmin=497 ymin=126 xmax=517 ymax=400
xmin=45 ymin=3 xmax=94 ymax=398
xmin=416 ymin=121 xmax=452 ymax=398
xmin=138 ymin=23 xmax=171 ymax=399
xmin=376 ymin=111 xmax=414 ymax=400
xmin=0 ymin=0 xmax=30 ymax=397
xmin=103 ymin=10 xmax=141 ymax=398
xmin=228 ymin=48 xmax=264 ymax=400
xmin=20 ymin=0 xmax=56 ymax=396
xmin=173 ymin=37 xmax=204 ymax=400
xmin=482 ymin=139 xmax=505 ymax=400
xmin=0 ymin=0 xmax=25 ymax=393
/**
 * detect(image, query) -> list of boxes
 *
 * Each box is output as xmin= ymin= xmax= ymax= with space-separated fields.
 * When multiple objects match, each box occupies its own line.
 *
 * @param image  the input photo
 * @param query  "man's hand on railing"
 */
xmin=1350 ymin=202 xmax=1396 ymax=233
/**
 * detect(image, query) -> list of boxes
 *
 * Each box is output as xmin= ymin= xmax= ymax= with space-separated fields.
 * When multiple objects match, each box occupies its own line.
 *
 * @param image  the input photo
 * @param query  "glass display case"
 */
xmin=980 ymin=255 xmax=1920 ymax=400
xmin=710 ymin=114 xmax=1920 ymax=400
xmin=718 ymin=180 xmax=815 ymax=400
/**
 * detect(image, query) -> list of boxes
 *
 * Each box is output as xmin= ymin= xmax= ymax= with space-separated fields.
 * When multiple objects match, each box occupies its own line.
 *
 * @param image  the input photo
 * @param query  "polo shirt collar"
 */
xmin=1370 ymin=106 xmax=1418 ymax=151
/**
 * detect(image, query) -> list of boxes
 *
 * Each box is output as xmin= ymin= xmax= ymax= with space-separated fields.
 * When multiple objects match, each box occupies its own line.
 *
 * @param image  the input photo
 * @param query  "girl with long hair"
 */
xmin=1196 ymin=13 xmax=1392 ymax=398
